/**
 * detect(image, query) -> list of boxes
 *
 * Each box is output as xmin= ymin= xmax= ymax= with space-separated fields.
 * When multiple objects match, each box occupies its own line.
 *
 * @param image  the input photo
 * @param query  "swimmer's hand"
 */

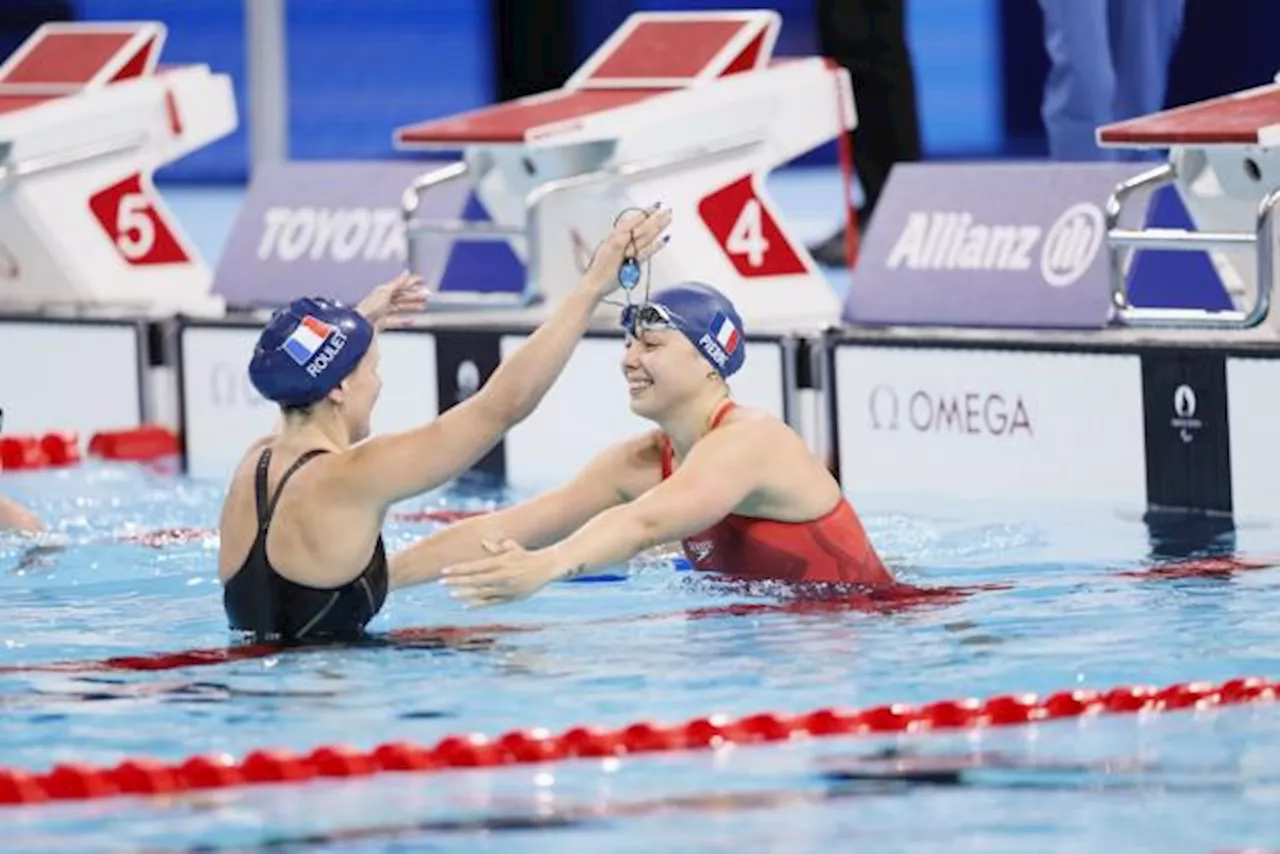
xmin=439 ymin=538 xmax=562 ymax=607
xmin=357 ymin=272 xmax=430 ymax=331
xmin=582 ymin=203 xmax=673 ymax=296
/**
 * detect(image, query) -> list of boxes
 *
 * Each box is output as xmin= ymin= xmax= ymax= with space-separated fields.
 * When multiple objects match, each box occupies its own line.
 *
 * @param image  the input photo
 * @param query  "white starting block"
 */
xmin=393 ymin=10 xmax=853 ymax=334
xmin=1098 ymin=77 xmax=1280 ymax=329
xmin=0 ymin=22 xmax=237 ymax=317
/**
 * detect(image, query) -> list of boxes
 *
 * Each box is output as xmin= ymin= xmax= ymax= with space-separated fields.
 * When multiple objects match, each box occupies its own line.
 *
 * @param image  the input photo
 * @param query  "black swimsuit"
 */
xmin=223 ymin=448 xmax=389 ymax=643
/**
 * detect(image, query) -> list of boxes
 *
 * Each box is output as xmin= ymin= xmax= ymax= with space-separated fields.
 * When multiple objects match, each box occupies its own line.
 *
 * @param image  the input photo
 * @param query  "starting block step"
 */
xmin=393 ymin=10 xmax=852 ymax=333
xmin=0 ymin=22 xmax=237 ymax=317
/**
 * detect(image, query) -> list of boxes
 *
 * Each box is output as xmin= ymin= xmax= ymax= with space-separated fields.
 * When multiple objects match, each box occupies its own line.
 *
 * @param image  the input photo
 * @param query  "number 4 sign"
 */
xmin=697 ymin=176 xmax=806 ymax=277
xmin=88 ymin=173 xmax=191 ymax=266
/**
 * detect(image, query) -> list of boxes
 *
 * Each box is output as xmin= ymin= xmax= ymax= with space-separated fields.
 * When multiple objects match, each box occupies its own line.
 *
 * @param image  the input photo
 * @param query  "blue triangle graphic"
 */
xmin=459 ymin=191 xmax=492 ymax=222
xmin=438 ymin=192 xmax=528 ymax=296
xmin=1126 ymin=186 xmax=1234 ymax=311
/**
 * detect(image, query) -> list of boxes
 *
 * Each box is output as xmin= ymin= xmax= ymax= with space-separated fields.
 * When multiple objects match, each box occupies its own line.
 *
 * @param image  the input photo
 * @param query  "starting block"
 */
xmin=1098 ymin=76 xmax=1280 ymax=329
xmin=393 ymin=10 xmax=854 ymax=334
xmin=0 ymin=22 xmax=237 ymax=317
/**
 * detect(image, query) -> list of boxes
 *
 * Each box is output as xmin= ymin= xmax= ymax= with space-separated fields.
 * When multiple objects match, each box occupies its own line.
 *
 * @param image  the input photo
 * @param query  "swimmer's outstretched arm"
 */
xmin=0 ymin=493 xmax=42 ymax=533
xmin=442 ymin=421 xmax=764 ymax=606
xmin=388 ymin=433 xmax=659 ymax=589
xmin=335 ymin=206 xmax=672 ymax=510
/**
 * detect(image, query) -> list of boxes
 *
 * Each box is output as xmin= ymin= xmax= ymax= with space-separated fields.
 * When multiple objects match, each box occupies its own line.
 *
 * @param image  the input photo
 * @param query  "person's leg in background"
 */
xmin=809 ymin=0 xmax=922 ymax=267
xmin=1108 ymin=0 xmax=1185 ymax=161
xmin=1037 ymin=0 xmax=1115 ymax=161
xmin=0 ymin=0 xmax=73 ymax=63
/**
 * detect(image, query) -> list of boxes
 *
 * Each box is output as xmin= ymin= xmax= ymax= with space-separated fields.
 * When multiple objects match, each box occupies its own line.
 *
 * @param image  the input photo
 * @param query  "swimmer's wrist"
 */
xmin=575 ymin=270 xmax=613 ymax=297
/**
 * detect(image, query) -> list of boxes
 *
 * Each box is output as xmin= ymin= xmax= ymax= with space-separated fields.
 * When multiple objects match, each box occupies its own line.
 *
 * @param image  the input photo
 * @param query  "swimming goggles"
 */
xmin=620 ymin=302 xmax=684 ymax=336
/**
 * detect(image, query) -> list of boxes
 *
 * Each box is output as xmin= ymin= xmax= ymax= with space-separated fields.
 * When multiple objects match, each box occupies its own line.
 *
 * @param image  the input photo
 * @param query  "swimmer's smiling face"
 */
xmin=621 ymin=326 xmax=712 ymax=419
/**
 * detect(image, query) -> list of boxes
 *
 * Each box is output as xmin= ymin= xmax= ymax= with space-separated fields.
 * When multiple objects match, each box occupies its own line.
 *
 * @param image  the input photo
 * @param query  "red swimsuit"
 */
xmin=661 ymin=404 xmax=894 ymax=586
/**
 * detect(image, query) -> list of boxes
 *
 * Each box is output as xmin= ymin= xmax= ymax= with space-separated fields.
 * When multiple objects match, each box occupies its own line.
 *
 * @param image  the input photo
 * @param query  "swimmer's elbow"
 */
xmin=470 ymin=385 xmax=530 ymax=432
xmin=626 ymin=507 xmax=673 ymax=554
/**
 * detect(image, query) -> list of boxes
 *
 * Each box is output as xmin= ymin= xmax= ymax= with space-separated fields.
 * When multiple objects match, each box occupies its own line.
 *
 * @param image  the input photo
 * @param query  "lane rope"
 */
xmin=0 ymin=674 xmax=1273 ymax=806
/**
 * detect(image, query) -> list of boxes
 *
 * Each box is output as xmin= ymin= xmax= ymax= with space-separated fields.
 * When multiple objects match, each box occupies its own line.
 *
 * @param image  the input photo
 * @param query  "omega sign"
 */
xmin=868 ymin=385 xmax=1033 ymax=437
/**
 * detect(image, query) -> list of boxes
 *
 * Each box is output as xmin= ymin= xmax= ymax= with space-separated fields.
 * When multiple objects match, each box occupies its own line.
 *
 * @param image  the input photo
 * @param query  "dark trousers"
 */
xmin=0 ymin=0 xmax=73 ymax=64
xmin=815 ymin=0 xmax=922 ymax=225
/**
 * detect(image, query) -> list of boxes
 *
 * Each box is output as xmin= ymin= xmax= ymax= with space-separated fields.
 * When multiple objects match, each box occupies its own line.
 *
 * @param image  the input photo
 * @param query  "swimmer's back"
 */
xmin=218 ymin=439 xmax=388 ymax=640
xmin=218 ymin=438 xmax=382 ymax=588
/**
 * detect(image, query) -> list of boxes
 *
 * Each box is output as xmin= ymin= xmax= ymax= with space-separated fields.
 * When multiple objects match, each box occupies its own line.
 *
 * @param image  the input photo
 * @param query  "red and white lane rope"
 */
xmin=0 ymin=674 xmax=1273 ymax=807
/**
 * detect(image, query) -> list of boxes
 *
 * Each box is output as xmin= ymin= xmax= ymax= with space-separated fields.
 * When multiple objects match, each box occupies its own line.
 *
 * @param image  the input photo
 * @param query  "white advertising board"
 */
xmin=833 ymin=345 xmax=1147 ymax=506
xmin=500 ymin=334 xmax=788 ymax=491
xmin=178 ymin=324 xmax=438 ymax=480
xmin=1226 ymin=357 xmax=1280 ymax=523
xmin=0 ymin=319 xmax=143 ymax=440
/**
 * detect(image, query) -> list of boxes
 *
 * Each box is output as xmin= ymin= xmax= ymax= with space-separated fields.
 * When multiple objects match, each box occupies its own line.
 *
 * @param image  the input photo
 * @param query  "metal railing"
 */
xmin=399 ymin=134 xmax=763 ymax=309
xmin=0 ymin=132 xmax=145 ymax=184
xmin=1105 ymin=161 xmax=1280 ymax=329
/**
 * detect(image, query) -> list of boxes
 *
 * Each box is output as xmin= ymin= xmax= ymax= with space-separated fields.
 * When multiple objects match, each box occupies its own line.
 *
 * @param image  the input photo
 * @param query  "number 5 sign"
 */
xmin=88 ymin=173 xmax=191 ymax=266
xmin=697 ymin=176 xmax=806 ymax=277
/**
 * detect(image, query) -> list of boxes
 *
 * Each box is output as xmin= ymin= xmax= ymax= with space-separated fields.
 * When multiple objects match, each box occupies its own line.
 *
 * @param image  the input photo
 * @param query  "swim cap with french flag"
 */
xmin=622 ymin=281 xmax=746 ymax=378
xmin=248 ymin=297 xmax=374 ymax=406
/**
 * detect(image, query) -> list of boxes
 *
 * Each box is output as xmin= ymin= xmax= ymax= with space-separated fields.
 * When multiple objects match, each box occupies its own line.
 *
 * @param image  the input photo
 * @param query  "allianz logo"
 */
xmin=258 ymin=207 xmax=406 ymax=263
xmin=884 ymin=202 xmax=1105 ymax=287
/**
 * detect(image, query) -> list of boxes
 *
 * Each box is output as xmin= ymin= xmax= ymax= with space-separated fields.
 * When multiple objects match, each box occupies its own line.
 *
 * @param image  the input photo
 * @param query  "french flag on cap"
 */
xmin=283 ymin=315 xmax=335 ymax=365
xmin=709 ymin=311 xmax=740 ymax=355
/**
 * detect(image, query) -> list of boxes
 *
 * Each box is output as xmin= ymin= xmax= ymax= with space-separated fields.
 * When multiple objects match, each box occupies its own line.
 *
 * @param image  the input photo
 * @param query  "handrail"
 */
xmin=1105 ymin=161 xmax=1280 ymax=329
xmin=0 ymin=132 xmax=145 ymax=184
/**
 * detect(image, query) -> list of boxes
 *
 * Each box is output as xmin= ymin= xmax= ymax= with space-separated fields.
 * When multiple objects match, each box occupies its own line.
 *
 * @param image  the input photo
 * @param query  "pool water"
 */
xmin=1 ymin=461 xmax=1278 ymax=852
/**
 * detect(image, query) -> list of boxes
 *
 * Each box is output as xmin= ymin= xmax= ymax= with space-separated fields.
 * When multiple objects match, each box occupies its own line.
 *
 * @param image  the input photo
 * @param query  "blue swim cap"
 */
xmin=248 ymin=297 xmax=374 ymax=406
xmin=620 ymin=281 xmax=746 ymax=378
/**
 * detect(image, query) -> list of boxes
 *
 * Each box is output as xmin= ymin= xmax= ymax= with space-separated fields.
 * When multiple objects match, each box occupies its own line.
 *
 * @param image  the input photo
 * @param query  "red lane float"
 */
xmin=87 ymin=425 xmax=180 ymax=462
xmin=0 ymin=675 xmax=1272 ymax=807
xmin=0 ymin=433 xmax=75 ymax=470
xmin=0 ymin=425 xmax=179 ymax=471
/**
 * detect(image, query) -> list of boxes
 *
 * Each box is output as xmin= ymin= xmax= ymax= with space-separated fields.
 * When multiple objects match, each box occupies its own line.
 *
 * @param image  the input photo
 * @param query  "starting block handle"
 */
xmin=0 ymin=132 xmax=144 ymax=183
xmin=399 ymin=133 xmax=763 ymax=309
xmin=398 ymin=159 xmax=534 ymax=308
xmin=1108 ymin=228 xmax=1256 ymax=252
xmin=1105 ymin=162 xmax=1280 ymax=329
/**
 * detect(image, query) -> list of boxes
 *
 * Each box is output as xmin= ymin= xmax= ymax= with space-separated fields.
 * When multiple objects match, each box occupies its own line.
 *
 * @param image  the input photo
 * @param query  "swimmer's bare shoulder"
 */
xmin=713 ymin=404 xmax=842 ymax=513
xmin=217 ymin=437 xmax=274 ymax=580
xmin=720 ymin=404 xmax=809 ymax=453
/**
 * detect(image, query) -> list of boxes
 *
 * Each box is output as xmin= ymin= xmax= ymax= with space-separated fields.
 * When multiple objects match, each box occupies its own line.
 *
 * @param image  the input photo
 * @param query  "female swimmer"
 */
xmin=216 ymin=205 xmax=673 ymax=640
xmin=388 ymin=281 xmax=895 ymax=606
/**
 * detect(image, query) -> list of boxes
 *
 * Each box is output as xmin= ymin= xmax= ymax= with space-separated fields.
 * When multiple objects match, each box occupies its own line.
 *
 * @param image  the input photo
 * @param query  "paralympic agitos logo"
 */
xmin=868 ymin=385 xmax=1033 ymax=437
